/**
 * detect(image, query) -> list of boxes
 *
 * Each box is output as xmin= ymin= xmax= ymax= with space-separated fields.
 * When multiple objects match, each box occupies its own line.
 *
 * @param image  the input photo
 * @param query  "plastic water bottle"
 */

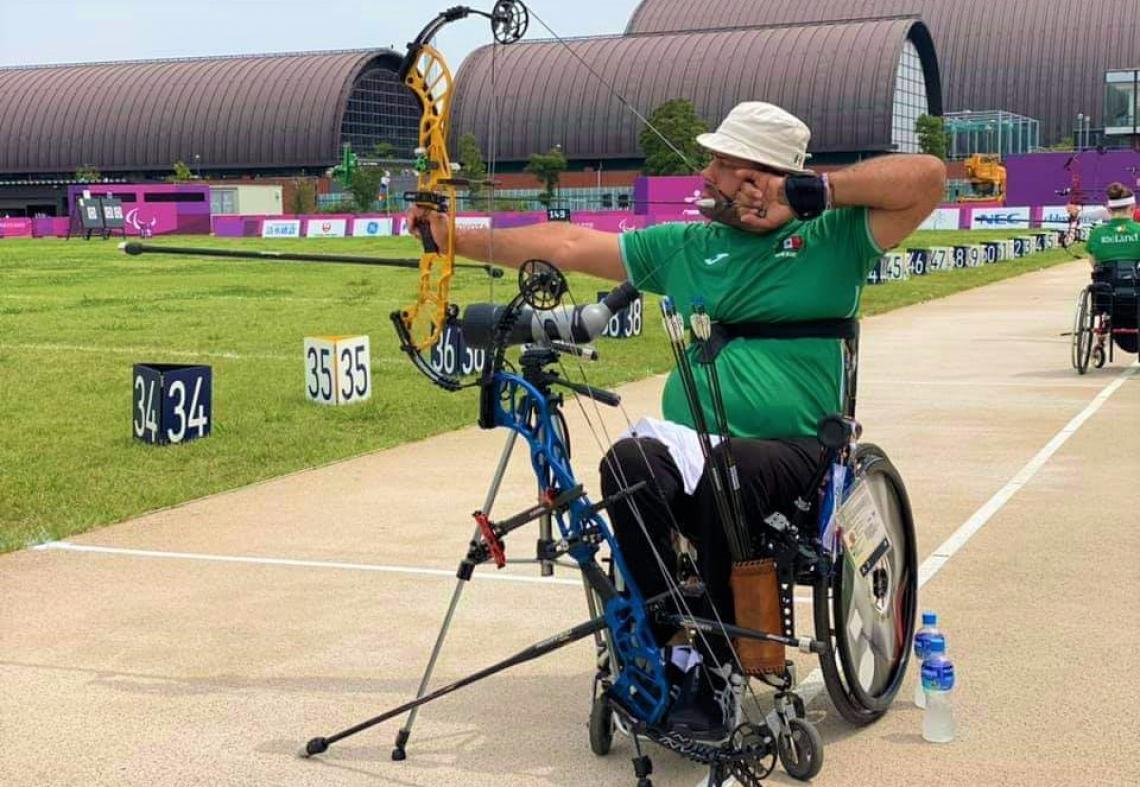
xmin=921 ymin=639 xmax=956 ymax=743
xmin=912 ymin=611 xmax=944 ymax=708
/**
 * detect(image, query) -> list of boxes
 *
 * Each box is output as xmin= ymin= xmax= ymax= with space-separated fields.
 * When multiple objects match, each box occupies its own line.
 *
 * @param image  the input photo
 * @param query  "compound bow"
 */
xmin=1055 ymin=149 xmax=1108 ymax=257
xmin=390 ymin=0 xmax=528 ymax=391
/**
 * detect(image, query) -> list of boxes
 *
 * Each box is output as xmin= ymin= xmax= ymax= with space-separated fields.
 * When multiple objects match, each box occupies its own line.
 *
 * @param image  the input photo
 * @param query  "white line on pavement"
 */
xmin=33 ymin=541 xmax=583 ymax=586
xmin=30 ymin=541 xmax=818 ymax=603
xmin=704 ymin=362 xmax=1137 ymax=787
xmin=865 ymin=378 xmax=1111 ymax=389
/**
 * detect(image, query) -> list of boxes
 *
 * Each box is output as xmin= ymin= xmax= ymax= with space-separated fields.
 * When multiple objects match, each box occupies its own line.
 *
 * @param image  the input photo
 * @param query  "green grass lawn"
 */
xmin=0 ymin=229 xmax=1079 ymax=551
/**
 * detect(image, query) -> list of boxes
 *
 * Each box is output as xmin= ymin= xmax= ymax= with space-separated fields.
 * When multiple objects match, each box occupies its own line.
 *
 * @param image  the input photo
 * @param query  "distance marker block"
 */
xmin=304 ymin=335 xmax=371 ymax=405
xmin=132 ymin=363 xmax=212 ymax=445
xmin=596 ymin=291 xmax=645 ymax=338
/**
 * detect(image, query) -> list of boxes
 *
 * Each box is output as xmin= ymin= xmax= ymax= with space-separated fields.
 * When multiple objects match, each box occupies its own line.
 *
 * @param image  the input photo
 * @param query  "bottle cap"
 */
xmin=922 ymin=611 xmax=937 ymax=626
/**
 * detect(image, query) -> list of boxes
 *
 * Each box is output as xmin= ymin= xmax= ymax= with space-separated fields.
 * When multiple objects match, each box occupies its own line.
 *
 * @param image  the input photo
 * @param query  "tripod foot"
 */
xmin=391 ymin=728 xmax=410 ymax=761
xmin=632 ymin=753 xmax=653 ymax=786
xmin=300 ymin=737 xmax=329 ymax=758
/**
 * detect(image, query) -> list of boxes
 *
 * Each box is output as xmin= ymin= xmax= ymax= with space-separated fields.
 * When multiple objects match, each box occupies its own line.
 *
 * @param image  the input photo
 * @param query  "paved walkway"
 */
xmin=2 ymin=261 xmax=1137 ymax=786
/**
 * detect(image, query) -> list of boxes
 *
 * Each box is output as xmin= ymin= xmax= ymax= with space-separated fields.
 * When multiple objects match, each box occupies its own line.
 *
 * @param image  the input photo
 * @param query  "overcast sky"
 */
xmin=0 ymin=1 xmax=640 ymax=69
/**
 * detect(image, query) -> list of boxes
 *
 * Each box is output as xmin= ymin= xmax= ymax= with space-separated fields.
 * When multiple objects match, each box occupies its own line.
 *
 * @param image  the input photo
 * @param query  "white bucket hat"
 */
xmin=696 ymin=102 xmax=812 ymax=174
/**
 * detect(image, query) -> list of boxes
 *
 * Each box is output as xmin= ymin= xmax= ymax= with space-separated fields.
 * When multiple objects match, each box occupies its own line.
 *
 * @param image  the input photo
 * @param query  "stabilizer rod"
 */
xmin=300 ymin=612 xmax=607 ymax=758
xmin=118 ymin=241 xmax=503 ymax=277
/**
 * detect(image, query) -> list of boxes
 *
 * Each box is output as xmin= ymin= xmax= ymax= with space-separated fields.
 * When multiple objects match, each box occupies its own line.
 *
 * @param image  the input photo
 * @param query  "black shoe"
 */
xmin=663 ymin=658 xmax=738 ymax=742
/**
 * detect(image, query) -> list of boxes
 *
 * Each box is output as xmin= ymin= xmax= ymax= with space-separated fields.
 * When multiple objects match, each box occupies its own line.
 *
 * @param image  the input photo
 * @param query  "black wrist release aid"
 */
xmin=783 ymin=174 xmax=829 ymax=220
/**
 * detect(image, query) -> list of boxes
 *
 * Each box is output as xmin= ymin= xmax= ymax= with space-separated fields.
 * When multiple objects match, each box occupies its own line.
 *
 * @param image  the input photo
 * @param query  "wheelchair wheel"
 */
xmin=1092 ymin=344 xmax=1106 ymax=369
xmin=589 ymin=695 xmax=614 ymax=756
xmin=1071 ymin=287 xmax=1094 ymax=374
xmin=813 ymin=444 xmax=917 ymax=726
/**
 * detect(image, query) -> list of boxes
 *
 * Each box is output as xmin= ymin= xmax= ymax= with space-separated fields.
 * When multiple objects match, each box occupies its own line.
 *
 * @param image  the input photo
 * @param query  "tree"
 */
xmin=168 ymin=160 xmax=194 ymax=182
xmin=74 ymin=165 xmax=102 ymax=183
xmin=916 ymin=115 xmax=949 ymax=160
xmin=292 ymin=179 xmax=317 ymax=214
xmin=638 ymin=99 xmax=711 ymax=175
xmin=370 ymin=141 xmax=396 ymax=161
xmin=456 ymin=132 xmax=488 ymax=204
xmin=524 ymin=146 xmax=568 ymax=207
xmin=1047 ymin=136 xmax=1075 ymax=151
xmin=349 ymin=166 xmax=387 ymax=213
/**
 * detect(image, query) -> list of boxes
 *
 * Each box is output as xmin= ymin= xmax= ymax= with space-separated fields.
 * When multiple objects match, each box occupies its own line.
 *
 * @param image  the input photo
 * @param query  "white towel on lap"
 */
xmin=619 ymin=416 xmax=722 ymax=495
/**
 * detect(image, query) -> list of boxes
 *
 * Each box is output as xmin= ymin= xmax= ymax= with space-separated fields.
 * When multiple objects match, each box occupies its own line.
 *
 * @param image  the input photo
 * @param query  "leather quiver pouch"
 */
xmin=728 ymin=559 xmax=785 ymax=675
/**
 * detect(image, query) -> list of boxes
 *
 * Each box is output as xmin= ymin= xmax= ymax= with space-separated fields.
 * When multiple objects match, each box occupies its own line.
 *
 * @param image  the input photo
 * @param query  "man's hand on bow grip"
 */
xmin=407 ymin=205 xmax=450 ymax=255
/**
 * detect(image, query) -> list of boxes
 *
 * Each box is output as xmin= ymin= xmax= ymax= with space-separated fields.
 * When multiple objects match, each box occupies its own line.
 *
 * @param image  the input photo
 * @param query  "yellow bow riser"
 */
xmin=402 ymin=43 xmax=458 ymax=353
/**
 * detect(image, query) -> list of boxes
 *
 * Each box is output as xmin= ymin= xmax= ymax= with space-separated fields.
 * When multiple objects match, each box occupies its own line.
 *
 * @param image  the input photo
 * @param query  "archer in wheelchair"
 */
xmin=303 ymin=101 xmax=942 ymax=787
xmin=1071 ymin=183 xmax=1140 ymax=374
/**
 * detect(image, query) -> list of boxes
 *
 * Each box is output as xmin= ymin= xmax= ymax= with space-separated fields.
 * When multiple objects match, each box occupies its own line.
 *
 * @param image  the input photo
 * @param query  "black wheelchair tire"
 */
xmin=1072 ymin=287 xmax=1094 ymax=374
xmin=813 ymin=444 xmax=918 ymax=726
xmin=1092 ymin=344 xmax=1106 ymax=369
xmin=588 ymin=695 xmax=614 ymax=756
xmin=777 ymin=718 xmax=824 ymax=781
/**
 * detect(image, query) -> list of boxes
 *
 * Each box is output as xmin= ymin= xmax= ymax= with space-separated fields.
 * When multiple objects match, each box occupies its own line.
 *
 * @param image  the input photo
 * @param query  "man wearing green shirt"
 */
xmin=1087 ymin=183 xmax=1140 ymax=357
xmin=411 ymin=102 xmax=945 ymax=734
xmin=1087 ymin=183 xmax=1140 ymax=264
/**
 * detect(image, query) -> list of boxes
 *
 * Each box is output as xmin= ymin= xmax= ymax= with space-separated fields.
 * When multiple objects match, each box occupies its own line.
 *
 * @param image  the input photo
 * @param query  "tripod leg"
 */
xmin=304 ymin=614 xmax=607 ymax=757
xmin=391 ymin=431 xmax=518 ymax=760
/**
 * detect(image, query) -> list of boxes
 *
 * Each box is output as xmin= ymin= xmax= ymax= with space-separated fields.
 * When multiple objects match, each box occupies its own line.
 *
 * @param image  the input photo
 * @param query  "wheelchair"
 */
xmin=587 ymin=327 xmax=919 ymax=781
xmin=1072 ymin=259 xmax=1140 ymax=374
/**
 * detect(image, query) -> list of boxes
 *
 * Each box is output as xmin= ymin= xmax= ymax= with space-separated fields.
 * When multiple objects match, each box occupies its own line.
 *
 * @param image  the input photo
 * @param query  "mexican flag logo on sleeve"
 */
xmin=776 ymin=234 xmax=805 ymax=259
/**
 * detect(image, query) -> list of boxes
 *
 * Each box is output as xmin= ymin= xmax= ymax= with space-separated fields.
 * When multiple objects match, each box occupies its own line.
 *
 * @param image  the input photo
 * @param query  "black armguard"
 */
xmin=784 ymin=175 xmax=828 ymax=220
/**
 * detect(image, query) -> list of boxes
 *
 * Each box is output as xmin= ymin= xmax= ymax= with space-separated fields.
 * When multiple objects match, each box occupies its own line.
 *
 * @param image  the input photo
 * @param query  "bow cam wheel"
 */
xmin=518 ymin=259 xmax=568 ymax=310
xmin=491 ymin=0 xmax=529 ymax=44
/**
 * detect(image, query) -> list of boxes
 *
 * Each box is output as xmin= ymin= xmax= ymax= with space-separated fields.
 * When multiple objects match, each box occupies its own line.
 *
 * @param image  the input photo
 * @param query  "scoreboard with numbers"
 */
xmin=304 ymin=335 xmax=371 ymax=405
xmin=546 ymin=207 xmax=572 ymax=222
xmin=132 ymin=363 xmax=212 ymax=445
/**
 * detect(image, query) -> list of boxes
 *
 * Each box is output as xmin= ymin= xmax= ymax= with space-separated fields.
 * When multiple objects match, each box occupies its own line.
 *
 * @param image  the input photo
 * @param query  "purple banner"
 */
xmin=1005 ymin=150 xmax=1140 ymax=206
xmin=31 ymin=217 xmax=70 ymax=237
xmin=0 ymin=217 xmax=33 ymax=237
xmin=67 ymin=183 xmax=211 ymax=236
xmin=632 ymin=175 xmax=705 ymax=218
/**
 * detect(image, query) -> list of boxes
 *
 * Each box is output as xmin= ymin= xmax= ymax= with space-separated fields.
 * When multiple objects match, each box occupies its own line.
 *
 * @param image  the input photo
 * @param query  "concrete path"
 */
xmin=2 ymin=261 xmax=1137 ymax=787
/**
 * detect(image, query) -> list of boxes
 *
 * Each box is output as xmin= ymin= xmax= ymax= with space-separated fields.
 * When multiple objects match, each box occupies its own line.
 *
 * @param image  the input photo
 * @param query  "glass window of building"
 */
xmin=1105 ymin=70 xmax=1138 ymax=135
xmin=341 ymin=68 xmax=420 ymax=159
xmin=891 ymin=41 xmax=929 ymax=153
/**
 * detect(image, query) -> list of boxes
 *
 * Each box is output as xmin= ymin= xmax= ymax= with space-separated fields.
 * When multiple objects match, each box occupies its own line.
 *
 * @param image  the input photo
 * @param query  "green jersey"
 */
xmin=1087 ymin=217 xmax=1140 ymax=263
xmin=620 ymin=208 xmax=882 ymax=440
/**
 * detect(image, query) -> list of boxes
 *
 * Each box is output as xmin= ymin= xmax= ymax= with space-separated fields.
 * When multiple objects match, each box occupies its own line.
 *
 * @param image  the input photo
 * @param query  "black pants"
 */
xmin=599 ymin=435 xmax=820 ymax=659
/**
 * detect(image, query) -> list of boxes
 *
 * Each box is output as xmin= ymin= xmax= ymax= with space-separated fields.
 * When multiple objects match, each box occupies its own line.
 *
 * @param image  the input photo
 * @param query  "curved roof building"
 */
xmin=0 ymin=49 xmax=420 ymax=177
xmin=625 ymin=0 xmax=1140 ymax=145
xmin=451 ymin=18 xmax=940 ymax=165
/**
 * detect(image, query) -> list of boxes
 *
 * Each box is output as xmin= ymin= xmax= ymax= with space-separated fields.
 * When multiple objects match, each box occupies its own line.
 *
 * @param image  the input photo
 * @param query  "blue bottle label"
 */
xmin=914 ymin=631 xmax=944 ymax=660
xmin=921 ymin=657 xmax=955 ymax=692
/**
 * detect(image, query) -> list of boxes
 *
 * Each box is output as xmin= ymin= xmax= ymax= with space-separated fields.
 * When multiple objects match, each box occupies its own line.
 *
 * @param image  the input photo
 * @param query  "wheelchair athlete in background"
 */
xmin=1071 ymin=183 xmax=1140 ymax=372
